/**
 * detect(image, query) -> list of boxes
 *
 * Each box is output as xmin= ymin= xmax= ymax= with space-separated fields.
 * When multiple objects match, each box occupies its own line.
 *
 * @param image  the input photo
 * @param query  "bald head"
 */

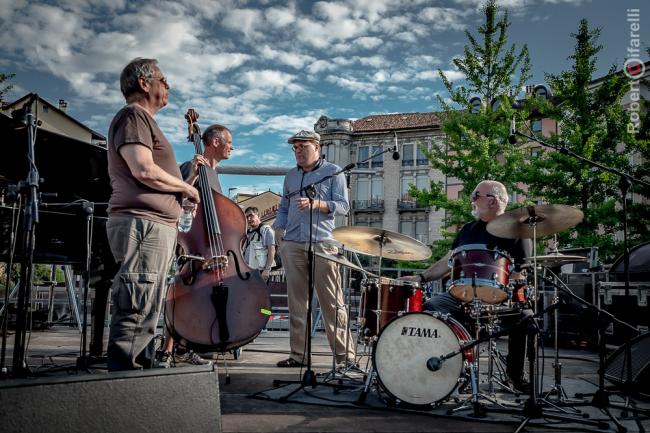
xmin=477 ymin=180 xmax=509 ymax=213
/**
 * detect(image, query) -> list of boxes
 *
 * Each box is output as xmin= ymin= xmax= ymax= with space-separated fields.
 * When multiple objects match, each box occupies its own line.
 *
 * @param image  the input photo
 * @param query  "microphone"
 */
xmin=426 ymin=356 xmax=443 ymax=372
xmin=508 ymin=115 xmax=517 ymax=145
xmin=392 ymin=145 xmax=400 ymax=160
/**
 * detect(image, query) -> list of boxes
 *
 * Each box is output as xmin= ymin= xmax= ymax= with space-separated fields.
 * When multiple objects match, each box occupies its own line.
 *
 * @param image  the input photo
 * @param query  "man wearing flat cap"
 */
xmin=272 ymin=130 xmax=355 ymax=368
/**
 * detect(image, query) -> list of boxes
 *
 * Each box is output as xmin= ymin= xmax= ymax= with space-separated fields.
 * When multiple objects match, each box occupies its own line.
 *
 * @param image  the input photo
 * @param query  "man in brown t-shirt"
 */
xmin=106 ymin=57 xmax=199 ymax=371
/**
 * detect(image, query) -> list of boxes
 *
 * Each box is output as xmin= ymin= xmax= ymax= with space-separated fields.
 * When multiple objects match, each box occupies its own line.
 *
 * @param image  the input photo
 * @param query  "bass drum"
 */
xmin=373 ymin=312 xmax=473 ymax=407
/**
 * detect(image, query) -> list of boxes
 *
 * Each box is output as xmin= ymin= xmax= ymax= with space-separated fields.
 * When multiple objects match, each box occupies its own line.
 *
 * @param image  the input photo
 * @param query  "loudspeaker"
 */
xmin=0 ymin=365 xmax=221 ymax=433
xmin=605 ymin=331 xmax=650 ymax=396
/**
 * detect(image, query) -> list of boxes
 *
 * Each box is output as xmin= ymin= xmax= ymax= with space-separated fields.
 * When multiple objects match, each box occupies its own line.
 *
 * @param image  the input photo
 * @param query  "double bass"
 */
xmin=165 ymin=109 xmax=271 ymax=352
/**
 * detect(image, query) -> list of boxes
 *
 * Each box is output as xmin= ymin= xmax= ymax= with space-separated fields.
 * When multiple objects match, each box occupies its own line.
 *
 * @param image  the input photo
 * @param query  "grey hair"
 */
xmin=480 ymin=180 xmax=509 ymax=212
xmin=202 ymin=123 xmax=231 ymax=143
xmin=120 ymin=58 xmax=158 ymax=99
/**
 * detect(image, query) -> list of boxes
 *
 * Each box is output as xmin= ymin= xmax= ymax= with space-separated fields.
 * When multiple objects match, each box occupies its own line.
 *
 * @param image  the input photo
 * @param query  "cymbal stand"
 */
xmin=540 ymin=265 xmax=582 ymax=409
xmin=484 ymin=310 xmax=516 ymax=395
xmin=448 ymin=296 xmax=505 ymax=418
xmin=356 ymin=237 xmax=386 ymax=404
xmin=322 ymin=250 xmax=365 ymax=385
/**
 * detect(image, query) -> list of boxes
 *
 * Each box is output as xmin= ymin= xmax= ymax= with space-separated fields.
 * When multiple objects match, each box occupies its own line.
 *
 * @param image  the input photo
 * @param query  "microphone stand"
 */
xmin=511 ymin=127 xmax=649 ymax=422
xmin=274 ymin=146 xmax=397 ymax=400
xmin=11 ymin=94 xmax=40 ymax=377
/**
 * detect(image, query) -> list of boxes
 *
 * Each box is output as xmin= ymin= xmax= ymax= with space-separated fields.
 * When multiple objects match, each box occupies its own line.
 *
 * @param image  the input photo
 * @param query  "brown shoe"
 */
xmin=276 ymin=358 xmax=306 ymax=367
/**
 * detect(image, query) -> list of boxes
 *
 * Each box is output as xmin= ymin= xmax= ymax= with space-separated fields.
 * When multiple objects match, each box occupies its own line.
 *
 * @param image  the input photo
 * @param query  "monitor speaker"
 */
xmin=0 ymin=365 xmax=221 ymax=433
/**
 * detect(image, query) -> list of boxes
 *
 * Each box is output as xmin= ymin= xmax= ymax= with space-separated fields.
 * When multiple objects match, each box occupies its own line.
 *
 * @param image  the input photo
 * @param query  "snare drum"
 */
xmin=373 ymin=312 xmax=473 ymax=406
xmin=448 ymin=244 xmax=513 ymax=304
xmin=359 ymin=278 xmax=423 ymax=339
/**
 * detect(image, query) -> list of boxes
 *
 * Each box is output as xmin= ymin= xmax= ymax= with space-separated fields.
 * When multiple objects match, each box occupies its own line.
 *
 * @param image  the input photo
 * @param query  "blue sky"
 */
xmin=1 ymin=0 xmax=647 ymax=196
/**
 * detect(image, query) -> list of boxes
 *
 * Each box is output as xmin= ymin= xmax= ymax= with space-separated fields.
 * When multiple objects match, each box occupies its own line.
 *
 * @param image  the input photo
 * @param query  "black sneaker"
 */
xmin=156 ymin=351 xmax=172 ymax=368
xmin=511 ymin=378 xmax=531 ymax=393
xmin=178 ymin=351 xmax=210 ymax=365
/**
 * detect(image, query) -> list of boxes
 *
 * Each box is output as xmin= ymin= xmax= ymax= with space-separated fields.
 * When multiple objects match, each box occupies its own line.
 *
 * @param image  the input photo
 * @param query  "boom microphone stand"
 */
xmin=511 ymin=125 xmax=650 ymax=427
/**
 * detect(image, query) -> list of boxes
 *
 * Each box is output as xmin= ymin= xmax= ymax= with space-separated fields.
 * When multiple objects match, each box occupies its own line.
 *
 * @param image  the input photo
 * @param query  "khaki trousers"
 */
xmin=106 ymin=216 xmax=177 ymax=371
xmin=280 ymin=240 xmax=355 ymax=364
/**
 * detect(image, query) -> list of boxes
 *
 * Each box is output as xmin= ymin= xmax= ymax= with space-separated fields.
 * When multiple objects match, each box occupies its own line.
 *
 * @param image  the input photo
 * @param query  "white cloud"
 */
xmin=419 ymin=7 xmax=467 ymax=31
xmin=352 ymin=36 xmax=384 ymax=50
xmin=306 ymin=59 xmax=338 ymax=75
xmin=440 ymin=69 xmax=465 ymax=81
xmin=258 ymin=45 xmax=315 ymax=69
xmin=221 ymin=8 xmax=264 ymax=39
xmin=238 ymin=70 xmax=305 ymax=94
xmin=265 ymin=5 xmax=296 ymax=28
xmin=326 ymin=75 xmax=377 ymax=94
xmin=247 ymin=111 xmax=324 ymax=136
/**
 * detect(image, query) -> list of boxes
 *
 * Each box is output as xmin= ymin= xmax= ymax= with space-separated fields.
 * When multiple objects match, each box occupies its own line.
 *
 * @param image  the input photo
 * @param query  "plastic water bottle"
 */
xmin=178 ymin=207 xmax=193 ymax=233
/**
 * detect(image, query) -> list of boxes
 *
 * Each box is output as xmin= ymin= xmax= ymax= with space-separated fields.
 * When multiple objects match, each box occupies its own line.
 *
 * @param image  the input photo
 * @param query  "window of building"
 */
xmin=415 ymin=221 xmax=429 ymax=244
xmin=531 ymin=119 xmax=542 ymax=133
xmin=400 ymin=219 xmax=429 ymax=244
xmin=416 ymin=143 xmax=428 ymax=166
xmin=402 ymin=143 xmax=414 ymax=166
xmin=357 ymin=144 xmax=383 ymax=168
xmin=357 ymin=146 xmax=369 ymax=168
xmin=401 ymin=175 xmax=414 ymax=197
xmin=530 ymin=146 xmax=541 ymax=158
xmin=356 ymin=175 xmax=383 ymax=200
xmin=322 ymin=143 xmax=336 ymax=162
xmin=415 ymin=173 xmax=430 ymax=191
xmin=356 ymin=177 xmax=369 ymax=199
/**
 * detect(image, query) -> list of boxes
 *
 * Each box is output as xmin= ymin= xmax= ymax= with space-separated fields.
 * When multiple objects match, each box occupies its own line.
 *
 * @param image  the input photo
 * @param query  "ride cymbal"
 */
xmin=525 ymin=253 xmax=587 ymax=267
xmin=332 ymin=226 xmax=432 ymax=261
xmin=486 ymin=204 xmax=583 ymax=239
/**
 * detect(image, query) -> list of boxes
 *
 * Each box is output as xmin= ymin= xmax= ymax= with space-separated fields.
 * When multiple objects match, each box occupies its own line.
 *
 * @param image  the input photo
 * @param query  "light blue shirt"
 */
xmin=272 ymin=160 xmax=349 ymax=242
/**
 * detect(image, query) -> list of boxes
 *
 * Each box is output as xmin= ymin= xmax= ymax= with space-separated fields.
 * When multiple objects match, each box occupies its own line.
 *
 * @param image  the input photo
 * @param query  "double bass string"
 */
xmin=192 ymin=131 xmax=226 ymax=277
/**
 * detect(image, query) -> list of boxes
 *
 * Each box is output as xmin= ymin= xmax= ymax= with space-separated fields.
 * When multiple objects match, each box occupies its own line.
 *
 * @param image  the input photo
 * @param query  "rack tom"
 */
xmin=448 ymin=244 xmax=512 ymax=304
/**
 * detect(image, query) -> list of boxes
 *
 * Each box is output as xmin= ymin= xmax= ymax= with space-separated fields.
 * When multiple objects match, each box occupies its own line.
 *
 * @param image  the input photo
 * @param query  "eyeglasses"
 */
xmin=470 ymin=191 xmax=495 ymax=202
xmin=149 ymin=75 xmax=168 ymax=88
xmin=291 ymin=143 xmax=315 ymax=152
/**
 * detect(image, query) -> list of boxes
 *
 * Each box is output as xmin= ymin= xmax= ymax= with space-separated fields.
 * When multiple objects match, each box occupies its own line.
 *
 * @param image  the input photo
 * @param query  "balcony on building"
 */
xmin=352 ymin=198 xmax=384 ymax=212
xmin=397 ymin=196 xmax=429 ymax=211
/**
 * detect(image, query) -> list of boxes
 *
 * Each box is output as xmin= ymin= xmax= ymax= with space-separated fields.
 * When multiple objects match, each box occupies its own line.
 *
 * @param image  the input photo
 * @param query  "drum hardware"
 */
xmin=486 ymin=206 xmax=603 ymax=432
xmin=483 ymin=311 xmax=517 ymax=396
xmin=446 ymin=298 xmax=509 ymax=417
xmin=537 ymin=266 xmax=584 ymax=410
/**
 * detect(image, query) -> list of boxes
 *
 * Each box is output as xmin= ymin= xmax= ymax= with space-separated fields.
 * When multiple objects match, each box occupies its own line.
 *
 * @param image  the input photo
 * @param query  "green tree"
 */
xmin=409 ymin=0 xmax=533 ymax=261
xmin=0 ymin=72 xmax=15 ymax=103
xmin=522 ymin=19 xmax=650 ymax=259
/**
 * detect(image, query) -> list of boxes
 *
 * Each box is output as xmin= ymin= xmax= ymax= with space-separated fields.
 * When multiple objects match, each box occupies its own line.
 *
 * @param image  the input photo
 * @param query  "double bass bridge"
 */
xmin=203 ymin=255 xmax=229 ymax=271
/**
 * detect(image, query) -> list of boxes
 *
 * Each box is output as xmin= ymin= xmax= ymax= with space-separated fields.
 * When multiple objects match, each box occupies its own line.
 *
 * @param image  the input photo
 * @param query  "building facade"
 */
xmin=315 ymin=113 xmax=447 ymax=246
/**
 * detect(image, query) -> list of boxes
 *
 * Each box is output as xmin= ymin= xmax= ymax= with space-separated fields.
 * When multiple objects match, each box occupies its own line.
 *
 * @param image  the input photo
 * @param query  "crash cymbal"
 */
xmin=332 ymin=226 xmax=431 ymax=261
xmin=486 ymin=204 xmax=584 ymax=239
xmin=526 ymin=253 xmax=587 ymax=267
xmin=314 ymin=251 xmax=378 ymax=277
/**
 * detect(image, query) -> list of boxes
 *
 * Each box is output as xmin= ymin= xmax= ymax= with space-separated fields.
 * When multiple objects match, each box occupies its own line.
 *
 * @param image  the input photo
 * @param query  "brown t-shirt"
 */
xmin=107 ymin=104 xmax=182 ymax=227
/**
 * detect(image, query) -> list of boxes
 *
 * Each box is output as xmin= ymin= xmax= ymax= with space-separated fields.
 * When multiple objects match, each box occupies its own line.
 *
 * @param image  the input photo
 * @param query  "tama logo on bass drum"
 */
xmin=400 ymin=326 xmax=440 ymax=338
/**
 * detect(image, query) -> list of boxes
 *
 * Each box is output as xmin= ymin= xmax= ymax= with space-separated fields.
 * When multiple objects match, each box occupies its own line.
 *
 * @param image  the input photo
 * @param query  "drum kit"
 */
xmin=316 ymin=203 xmax=587 ymax=411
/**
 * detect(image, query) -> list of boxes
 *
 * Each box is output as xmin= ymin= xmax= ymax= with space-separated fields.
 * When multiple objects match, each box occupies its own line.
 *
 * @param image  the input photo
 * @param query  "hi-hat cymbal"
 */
xmin=314 ymin=251 xmax=378 ymax=277
xmin=332 ymin=226 xmax=431 ymax=261
xmin=526 ymin=253 xmax=587 ymax=267
xmin=486 ymin=204 xmax=583 ymax=239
